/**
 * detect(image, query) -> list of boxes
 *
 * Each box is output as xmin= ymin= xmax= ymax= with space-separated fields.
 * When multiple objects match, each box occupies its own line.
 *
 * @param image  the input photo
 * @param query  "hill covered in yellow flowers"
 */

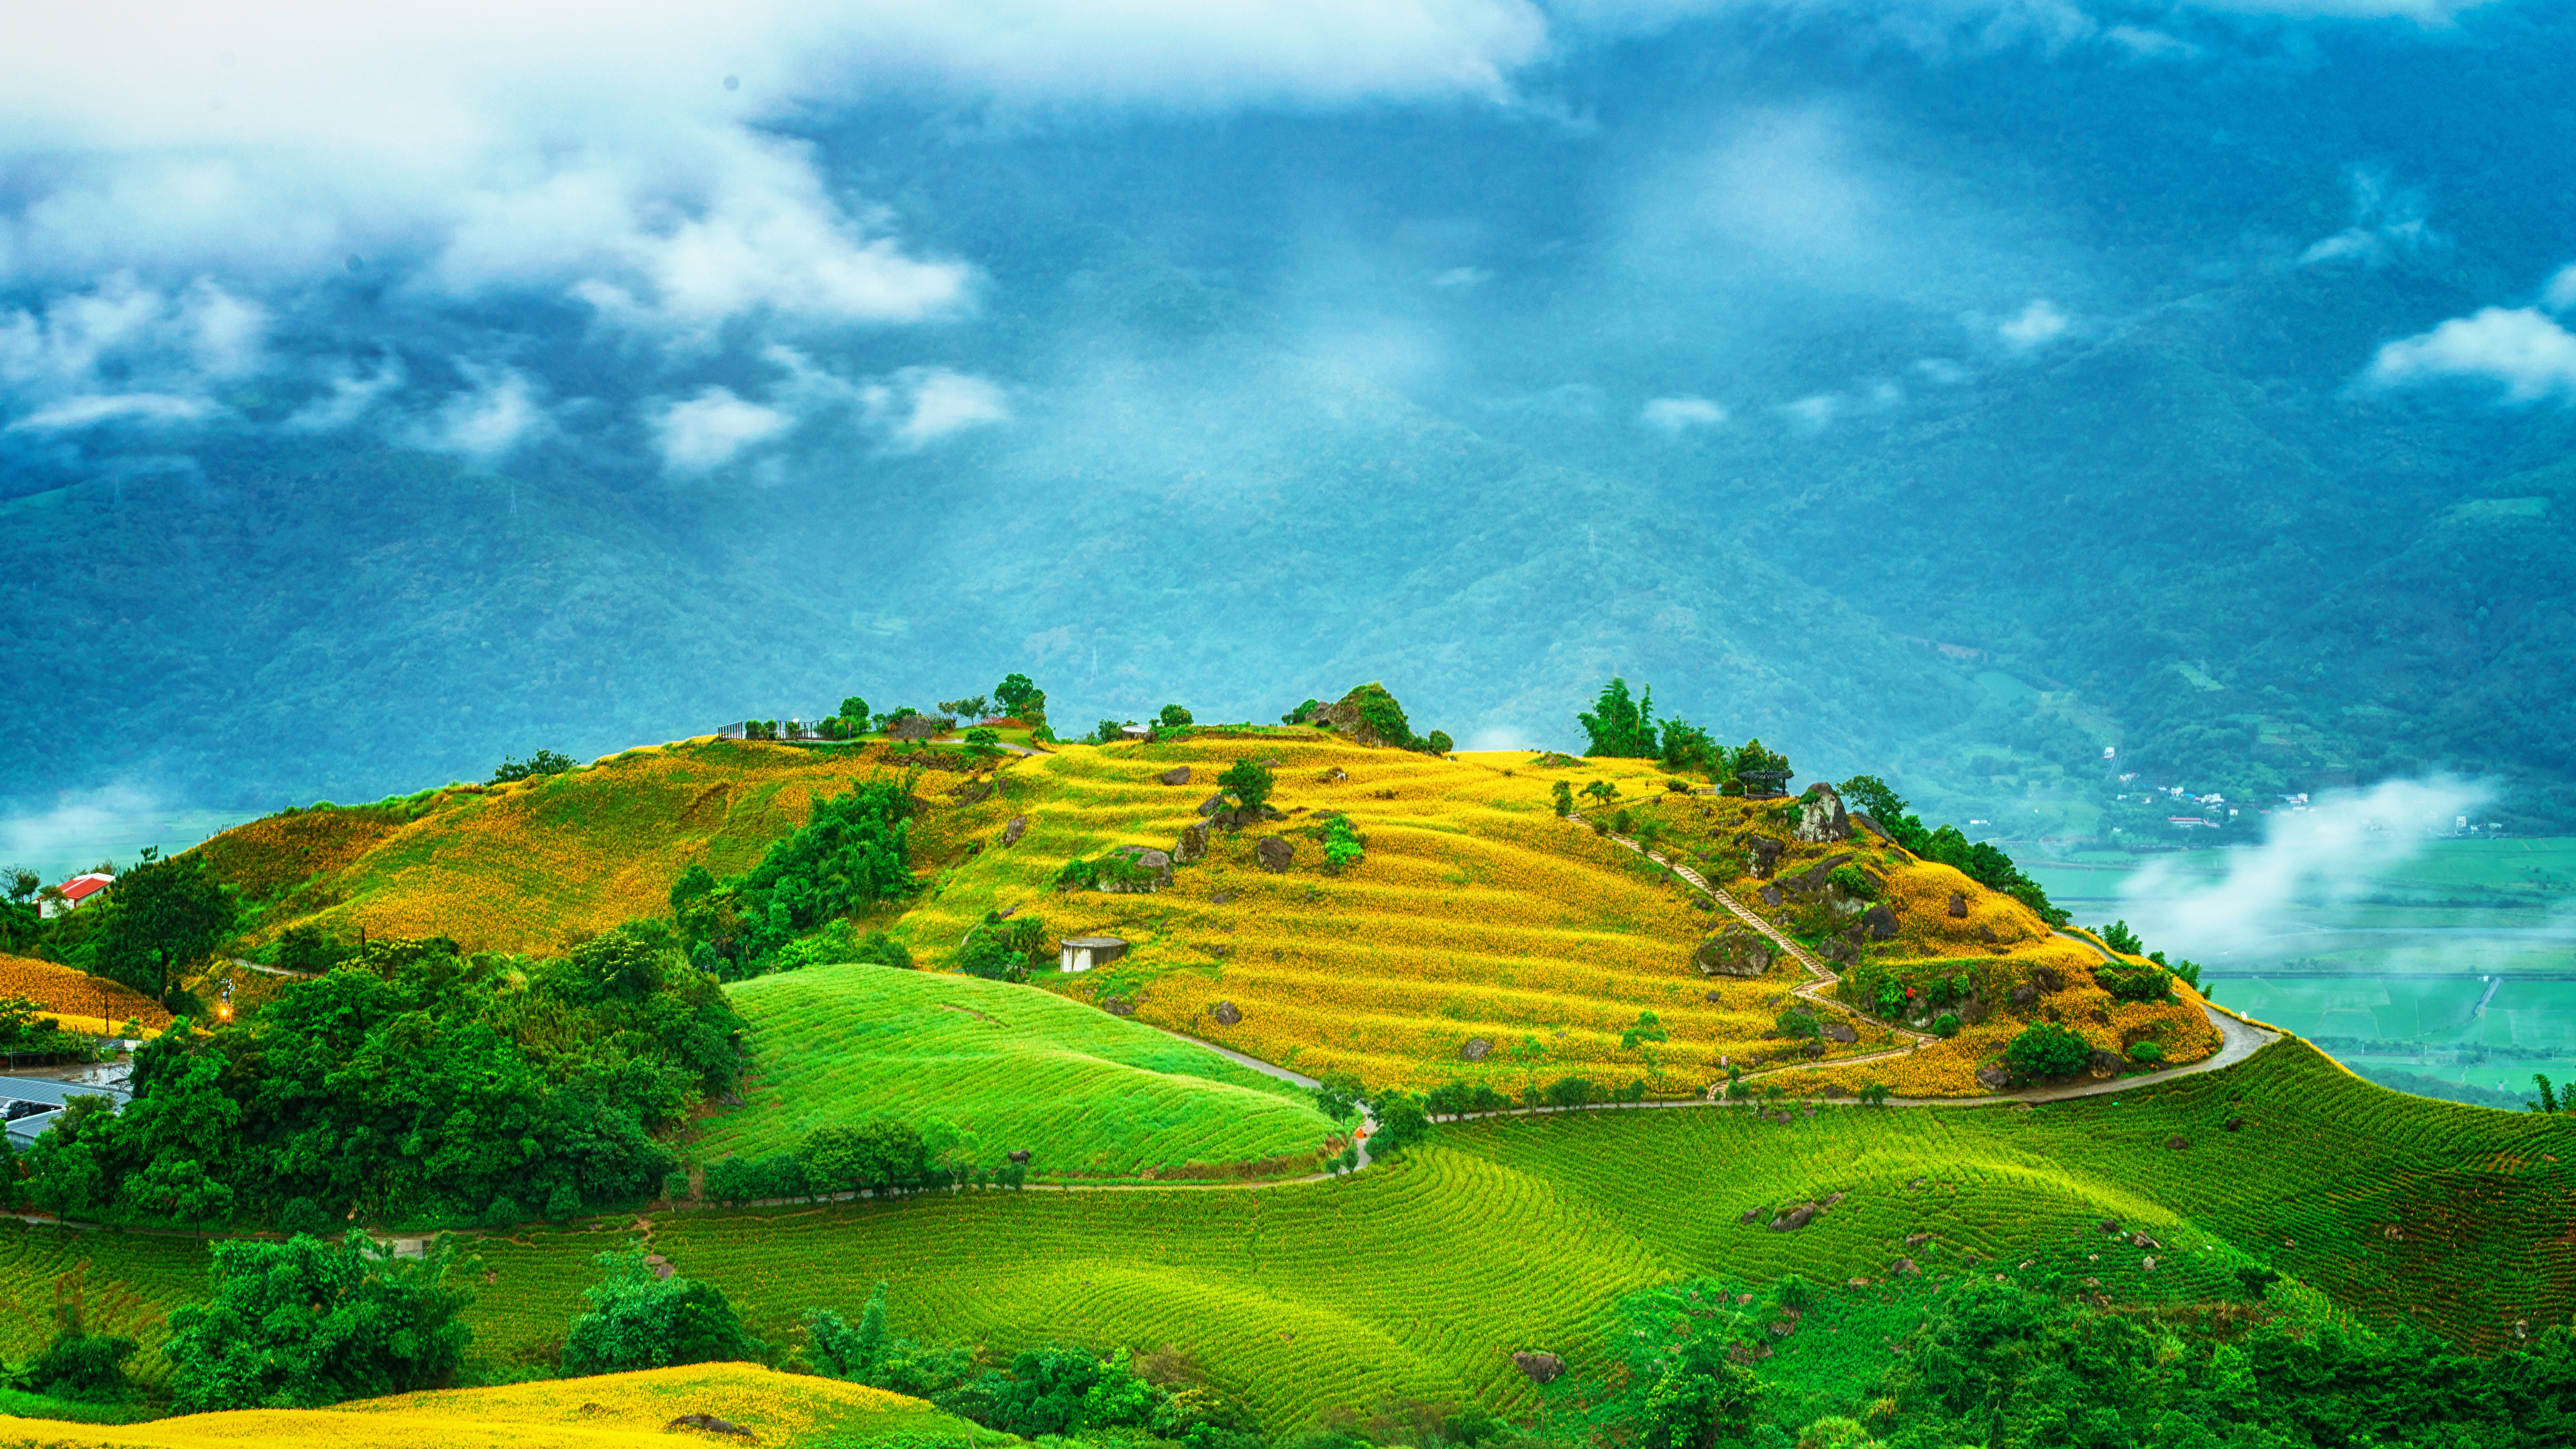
xmin=188 ymin=726 xmax=2214 ymax=1102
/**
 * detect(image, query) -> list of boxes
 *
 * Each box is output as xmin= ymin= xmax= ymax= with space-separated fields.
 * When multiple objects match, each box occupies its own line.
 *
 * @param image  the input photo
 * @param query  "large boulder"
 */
xmin=1461 ymin=1037 xmax=1494 ymax=1062
xmin=1770 ymin=1201 xmax=1820 ymax=1232
xmin=1947 ymin=892 xmax=1969 ymax=919
xmin=1792 ymin=784 xmax=1852 ymax=844
xmin=1105 ymin=846 xmax=1175 ymax=892
xmin=1002 ymin=814 xmax=1028 ymax=847
xmin=1173 ymin=822 xmax=1210 ymax=865
xmin=1975 ymin=1064 xmax=2012 ymax=1091
xmin=1212 ymin=1000 xmax=1242 ymax=1026
xmin=2031 ymin=966 xmax=2063 ymax=993
xmin=2086 ymin=1049 xmax=2125 ymax=1079
xmin=1693 ymin=928 xmax=1776 ymax=978
xmin=1821 ymin=1020 xmax=1858 ymax=1044
xmin=2008 ymin=983 xmax=2038 ymax=1011
xmin=1511 ymin=1351 xmax=1565 ymax=1385
xmin=1863 ymin=904 xmax=1900 ymax=940
xmin=1743 ymin=835 xmax=1786 ymax=878
xmin=1159 ymin=766 xmax=1193 ymax=786
xmin=1309 ymin=684 xmax=1409 ymax=749
xmin=1254 ymin=837 xmax=1295 ymax=873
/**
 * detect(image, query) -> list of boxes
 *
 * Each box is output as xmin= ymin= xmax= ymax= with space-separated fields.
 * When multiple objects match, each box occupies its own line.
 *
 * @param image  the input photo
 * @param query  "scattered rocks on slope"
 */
xmin=1779 ymin=853 xmax=1858 ymax=897
xmin=1511 ymin=1351 xmax=1566 ymax=1385
xmin=1212 ymin=1001 xmax=1242 ymax=1026
xmin=1851 ymin=812 xmax=1892 ymax=844
xmin=1976 ymin=1064 xmax=2012 ymax=1091
xmin=1863 ymin=903 xmax=1900 ymax=939
xmin=1002 ymin=814 xmax=1028 ymax=847
xmin=1771 ymin=1201 xmax=1820 ymax=1232
xmin=1462 ymin=1037 xmax=1494 ymax=1062
xmin=1103 ymin=997 xmax=1137 ymax=1017
xmin=1760 ymin=885 xmax=1786 ymax=908
xmin=2128 ymin=1230 xmax=2163 ymax=1249
xmin=2166 ymin=1136 xmax=2190 ymax=1152
xmin=1159 ymin=766 xmax=1193 ymax=786
xmin=1892 ymin=1258 xmax=1921 ymax=1277
xmin=1693 ymin=928 xmax=1776 ymax=978
xmin=1821 ymin=1020 xmax=1859 ymax=1044
xmin=1254 ymin=837 xmax=1295 ymax=873
xmin=1792 ymin=783 xmax=1852 ymax=843
xmin=1173 ymin=822 xmax=1210 ymax=865
xmin=666 ymin=1414 xmax=756 ymax=1440
xmin=1739 ymin=1207 xmax=1764 ymax=1224
xmin=1905 ymin=1232 xmax=1933 ymax=1248
xmin=1009 ymin=1149 xmax=1032 ymax=1164
xmin=2086 ymin=1049 xmax=2125 ymax=1079
xmin=1198 ymin=793 xmax=1229 ymax=816
xmin=1948 ymin=892 xmax=1969 ymax=918
xmin=2008 ymin=983 xmax=2038 ymax=1011
xmin=2224 ymin=1117 xmax=2244 ymax=1132
xmin=2031 ymin=966 xmax=2063 ymax=992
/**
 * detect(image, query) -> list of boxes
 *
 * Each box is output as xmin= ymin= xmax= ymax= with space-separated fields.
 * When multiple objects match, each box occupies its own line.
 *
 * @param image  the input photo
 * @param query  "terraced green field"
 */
xmin=695 ymin=965 xmax=1342 ymax=1180
xmin=17 ymin=1040 xmax=2565 ymax=1426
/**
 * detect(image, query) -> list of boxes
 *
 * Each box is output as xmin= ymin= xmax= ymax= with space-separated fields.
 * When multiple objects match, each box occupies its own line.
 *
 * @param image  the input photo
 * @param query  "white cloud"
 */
xmin=2117 ymin=776 xmax=2493 ymax=961
xmin=2365 ymin=307 xmax=2576 ymax=404
xmin=1431 ymin=266 xmax=1495 ymax=289
xmin=1640 ymin=395 xmax=1727 ymax=431
xmin=1912 ymin=357 xmax=1970 ymax=384
xmin=6 ymin=393 xmax=217 ymax=433
xmin=1779 ymin=394 xmax=1840 ymax=431
xmin=1997 ymin=298 xmax=2070 ymax=350
xmin=0 ymin=274 xmax=264 ymax=432
xmin=285 ymin=354 xmax=407 ymax=432
xmin=2102 ymin=23 xmax=2198 ymax=58
xmin=413 ymin=362 xmax=553 ymax=463
xmin=867 ymin=367 xmax=1011 ymax=450
xmin=657 ymin=386 xmax=794 ymax=473
xmin=2542 ymin=264 xmax=2576 ymax=315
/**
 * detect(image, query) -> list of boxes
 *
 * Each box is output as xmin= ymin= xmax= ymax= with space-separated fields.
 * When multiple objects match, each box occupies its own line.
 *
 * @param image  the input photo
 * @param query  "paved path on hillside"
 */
xmin=1567 ymin=811 xmax=1934 ymax=1073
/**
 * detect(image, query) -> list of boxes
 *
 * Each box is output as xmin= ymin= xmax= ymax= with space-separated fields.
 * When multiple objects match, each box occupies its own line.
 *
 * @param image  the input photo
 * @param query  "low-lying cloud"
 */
xmin=1640 ymin=395 xmax=1727 ymax=431
xmin=2365 ymin=307 xmax=2576 ymax=404
xmin=2114 ymin=775 xmax=2496 ymax=962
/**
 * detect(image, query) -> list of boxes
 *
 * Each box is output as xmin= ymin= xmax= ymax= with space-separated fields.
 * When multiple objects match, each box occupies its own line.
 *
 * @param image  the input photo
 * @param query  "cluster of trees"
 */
xmin=11 ymin=926 xmax=744 ymax=1229
xmin=488 ymin=749 xmax=574 ymax=783
xmin=704 ymin=1118 xmax=1030 ymax=1206
xmin=1589 ymin=1269 xmax=2576 ymax=1449
xmin=1572 ymin=678 xmax=1743 ymax=780
xmin=672 ymin=777 xmax=918 ymax=979
xmin=1835 ymin=775 xmax=2068 ymax=927
xmin=945 ymin=913 xmax=1050 ymax=981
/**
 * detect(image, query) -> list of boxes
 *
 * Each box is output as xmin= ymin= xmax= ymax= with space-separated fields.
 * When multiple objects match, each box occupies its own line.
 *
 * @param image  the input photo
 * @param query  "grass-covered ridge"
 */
xmin=695 ymin=965 xmax=1342 ymax=1181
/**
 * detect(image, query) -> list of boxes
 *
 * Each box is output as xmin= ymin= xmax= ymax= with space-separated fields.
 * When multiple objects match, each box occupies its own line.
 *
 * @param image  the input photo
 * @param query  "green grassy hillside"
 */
xmin=16 ymin=1040 xmax=2567 ymax=1428
xmin=694 ymin=965 xmax=1342 ymax=1181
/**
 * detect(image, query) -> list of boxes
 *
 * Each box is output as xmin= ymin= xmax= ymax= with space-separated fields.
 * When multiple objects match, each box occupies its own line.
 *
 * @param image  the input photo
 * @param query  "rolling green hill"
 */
xmin=11 ymin=1039 xmax=2568 ymax=1429
xmin=695 ymin=965 xmax=1341 ymax=1181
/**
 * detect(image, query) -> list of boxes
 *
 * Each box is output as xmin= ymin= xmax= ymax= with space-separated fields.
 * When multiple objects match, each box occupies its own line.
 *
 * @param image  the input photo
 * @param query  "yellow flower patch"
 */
xmin=0 ymin=1362 xmax=961 ymax=1449
xmin=0 ymin=953 xmax=170 ymax=1032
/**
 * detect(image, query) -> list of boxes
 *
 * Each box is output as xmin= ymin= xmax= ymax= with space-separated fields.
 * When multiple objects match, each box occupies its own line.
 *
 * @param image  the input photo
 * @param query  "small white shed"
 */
xmin=1060 ymin=936 xmax=1128 ymax=973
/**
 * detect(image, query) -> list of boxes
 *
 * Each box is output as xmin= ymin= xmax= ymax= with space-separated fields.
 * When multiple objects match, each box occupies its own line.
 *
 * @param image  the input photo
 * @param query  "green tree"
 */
xmin=1344 ymin=682 xmax=1413 ymax=747
xmin=1552 ymin=781 xmax=1575 ymax=816
xmin=1577 ymin=677 xmax=1658 ymax=757
xmin=938 ymin=694 xmax=991 ymax=721
xmin=89 ymin=847 xmax=237 ymax=1008
xmin=2531 ymin=1075 xmax=2564 ymax=1114
xmin=1218 ymin=757 xmax=1275 ymax=812
xmin=1369 ymin=1092 xmax=1430 ymax=1154
xmin=1658 ymin=718 xmax=1725 ymax=777
xmin=2004 ymin=1021 xmax=2094 ymax=1080
xmin=490 ymin=750 xmax=574 ymax=784
xmin=2099 ymin=919 xmax=2146 ymax=955
xmin=1310 ymin=1071 xmax=1364 ymax=1122
xmin=165 ymin=1231 xmax=474 ymax=1411
xmin=562 ymin=1245 xmax=765 ymax=1374
xmin=1582 ymin=780 xmax=1618 ymax=807
xmin=1159 ymin=703 xmax=1194 ymax=728
xmin=1621 ymin=1010 xmax=1668 ymax=1087
xmin=1425 ymin=729 xmax=1454 ymax=755
xmin=1321 ymin=815 xmax=1364 ymax=873
xmin=838 ymin=696 xmax=871 ymax=726
xmin=799 ymin=1119 xmax=927 ymax=1195
xmin=992 ymin=675 xmax=1040 ymax=715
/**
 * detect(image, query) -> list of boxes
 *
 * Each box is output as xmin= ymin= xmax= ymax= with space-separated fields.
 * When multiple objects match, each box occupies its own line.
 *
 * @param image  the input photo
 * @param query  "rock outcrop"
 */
xmin=1106 ymin=846 xmax=1175 ymax=892
xmin=1792 ymin=784 xmax=1852 ymax=844
xmin=1511 ymin=1351 xmax=1565 ymax=1385
xmin=1002 ymin=814 xmax=1028 ymax=846
xmin=1212 ymin=1000 xmax=1242 ymax=1026
xmin=1173 ymin=822 xmax=1210 ymax=865
xmin=1948 ymin=892 xmax=1969 ymax=918
xmin=1743 ymin=835 xmax=1786 ymax=878
xmin=1863 ymin=903 xmax=1900 ymax=939
xmin=1693 ymin=928 xmax=1776 ymax=977
xmin=1158 ymin=766 xmax=1193 ymax=786
xmin=1254 ymin=837 xmax=1295 ymax=873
